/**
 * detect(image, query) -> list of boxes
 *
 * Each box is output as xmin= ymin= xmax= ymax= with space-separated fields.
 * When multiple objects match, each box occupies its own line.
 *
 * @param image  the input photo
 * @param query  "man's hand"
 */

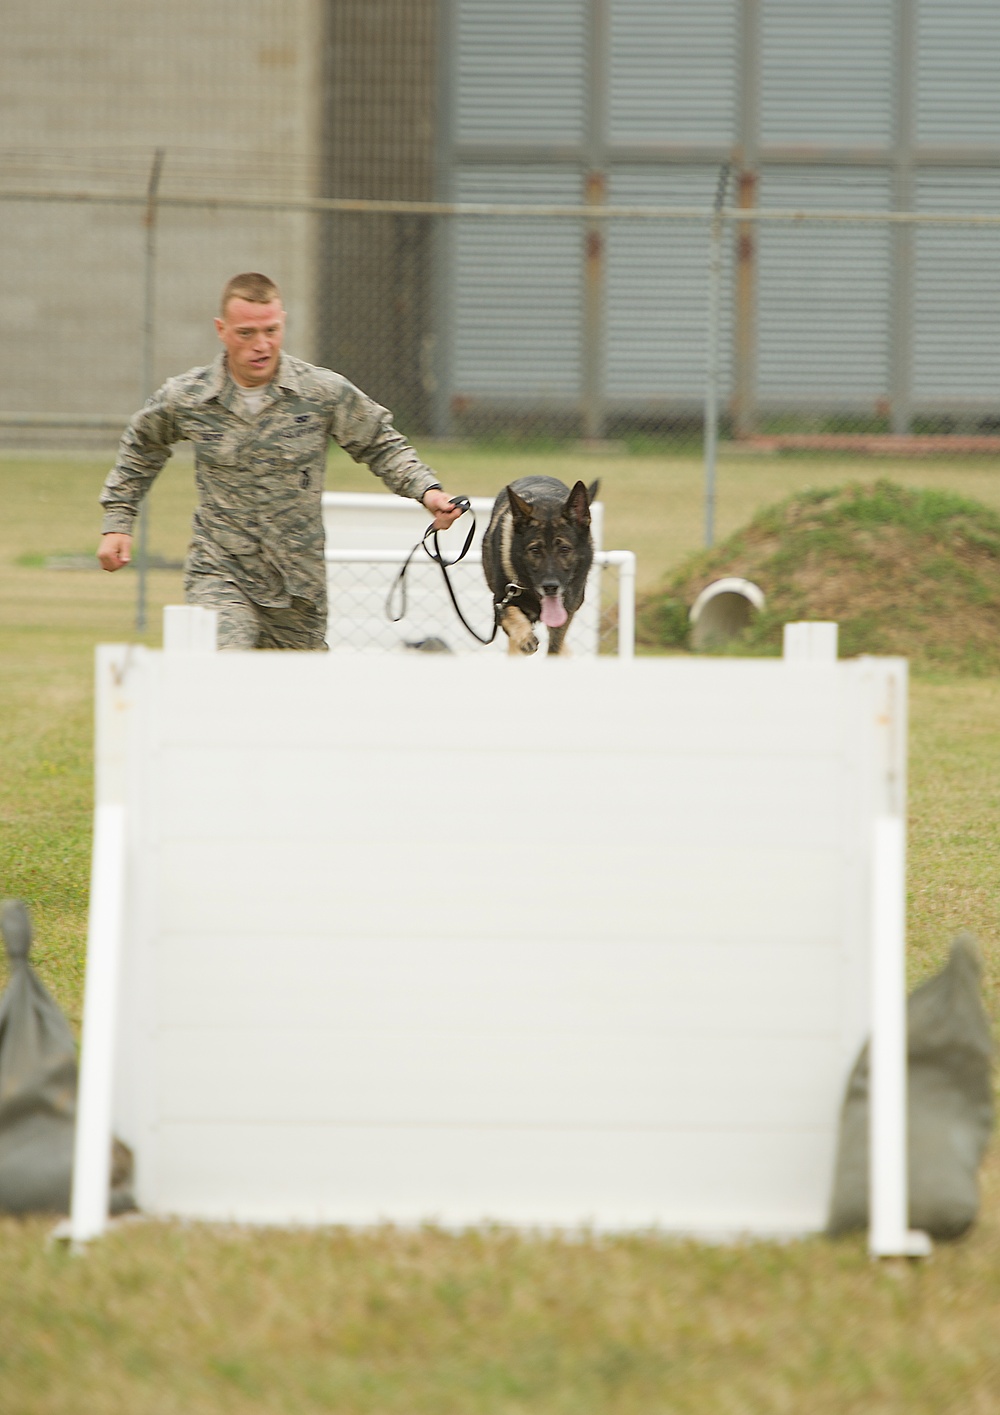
xmin=422 ymin=488 xmax=466 ymax=532
xmin=97 ymin=532 xmax=132 ymax=572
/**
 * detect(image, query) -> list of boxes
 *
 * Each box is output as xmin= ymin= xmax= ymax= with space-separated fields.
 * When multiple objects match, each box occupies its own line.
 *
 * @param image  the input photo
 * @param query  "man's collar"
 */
xmin=272 ymin=352 xmax=302 ymax=396
xmin=197 ymin=351 xmax=301 ymax=404
xmin=196 ymin=353 xmax=230 ymax=404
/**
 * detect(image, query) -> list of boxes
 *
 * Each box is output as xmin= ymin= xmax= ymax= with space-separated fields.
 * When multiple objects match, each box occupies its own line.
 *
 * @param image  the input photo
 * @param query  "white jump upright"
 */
xmin=72 ymin=613 xmax=917 ymax=1251
xmin=162 ymin=605 xmax=219 ymax=653
xmin=782 ymin=622 xmax=927 ymax=1256
xmin=783 ymin=620 xmax=839 ymax=661
xmin=870 ymin=820 xmax=930 ymax=1259
xmin=70 ymin=646 xmax=133 ymax=1245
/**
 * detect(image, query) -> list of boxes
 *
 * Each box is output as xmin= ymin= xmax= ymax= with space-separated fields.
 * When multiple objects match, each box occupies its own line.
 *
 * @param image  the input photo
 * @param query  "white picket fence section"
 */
xmin=71 ymin=613 xmax=926 ymax=1254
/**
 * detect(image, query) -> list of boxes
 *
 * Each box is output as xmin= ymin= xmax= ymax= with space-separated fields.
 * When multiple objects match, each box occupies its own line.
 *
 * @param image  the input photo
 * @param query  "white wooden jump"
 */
xmin=70 ymin=610 xmax=928 ymax=1256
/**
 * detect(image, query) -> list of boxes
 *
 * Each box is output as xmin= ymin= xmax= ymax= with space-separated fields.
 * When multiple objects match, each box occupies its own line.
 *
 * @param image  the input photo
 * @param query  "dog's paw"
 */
xmin=520 ymin=632 xmax=539 ymax=655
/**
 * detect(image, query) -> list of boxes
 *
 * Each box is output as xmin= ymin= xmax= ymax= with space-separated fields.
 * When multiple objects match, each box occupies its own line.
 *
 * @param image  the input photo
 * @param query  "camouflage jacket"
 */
xmin=99 ymin=352 xmax=441 ymax=609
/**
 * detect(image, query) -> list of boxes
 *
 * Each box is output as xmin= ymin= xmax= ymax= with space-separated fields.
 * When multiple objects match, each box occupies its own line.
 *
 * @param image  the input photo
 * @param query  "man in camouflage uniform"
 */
xmin=97 ymin=272 xmax=462 ymax=649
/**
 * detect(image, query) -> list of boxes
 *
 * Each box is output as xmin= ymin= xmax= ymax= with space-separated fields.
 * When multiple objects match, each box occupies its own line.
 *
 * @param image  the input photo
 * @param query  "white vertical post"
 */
xmin=703 ymin=163 xmax=730 ymax=547
xmin=163 ymin=605 xmax=218 ymax=652
xmin=67 ymin=645 xmax=135 ymax=1246
xmin=70 ymin=802 xmax=127 ymax=1245
xmin=613 ymin=551 xmax=636 ymax=659
xmin=868 ymin=815 xmax=931 ymax=1258
xmin=783 ymin=621 xmax=838 ymax=661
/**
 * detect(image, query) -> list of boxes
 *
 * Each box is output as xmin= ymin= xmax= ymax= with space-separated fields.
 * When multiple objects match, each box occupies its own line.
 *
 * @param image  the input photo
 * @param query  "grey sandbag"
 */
xmin=827 ymin=932 xmax=994 ymax=1239
xmin=0 ymin=900 xmax=134 ymax=1215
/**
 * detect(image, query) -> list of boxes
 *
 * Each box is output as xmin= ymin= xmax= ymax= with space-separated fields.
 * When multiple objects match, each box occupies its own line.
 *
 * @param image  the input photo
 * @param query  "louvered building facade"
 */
xmin=436 ymin=0 xmax=1000 ymax=437
xmin=3 ymin=1 xmax=998 ymax=435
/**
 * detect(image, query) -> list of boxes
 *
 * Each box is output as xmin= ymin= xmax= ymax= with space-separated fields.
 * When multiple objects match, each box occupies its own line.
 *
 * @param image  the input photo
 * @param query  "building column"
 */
xmin=582 ymin=0 xmax=609 ymax=443
xmin=732 ymin=0 xmax=760 ymax=441
xmin=890 ymin=0 xmax=916 ymax=435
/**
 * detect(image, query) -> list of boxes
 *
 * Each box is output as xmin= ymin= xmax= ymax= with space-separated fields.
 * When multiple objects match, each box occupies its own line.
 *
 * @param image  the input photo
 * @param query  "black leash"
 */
xmin=386 ymin=496 xmax=523 ymax=646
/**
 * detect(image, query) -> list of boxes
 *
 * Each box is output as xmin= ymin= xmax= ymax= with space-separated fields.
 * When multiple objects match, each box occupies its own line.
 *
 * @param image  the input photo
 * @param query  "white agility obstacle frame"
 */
xmin=321 ymin=491 xmax=634 ymax=657
xmin=71 ymin=611 xmax=927 ymax=1255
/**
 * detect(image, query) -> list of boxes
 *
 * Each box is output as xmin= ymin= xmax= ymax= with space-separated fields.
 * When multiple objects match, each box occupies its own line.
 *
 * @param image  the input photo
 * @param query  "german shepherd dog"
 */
xmin=482 ymin=476 xmax=599 ymax=655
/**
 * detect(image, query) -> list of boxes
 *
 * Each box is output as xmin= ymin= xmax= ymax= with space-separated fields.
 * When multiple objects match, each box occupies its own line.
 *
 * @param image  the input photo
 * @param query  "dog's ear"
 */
xmin=564 ymin=480 xmax=592 ymax=528
xmin=507 ymin=486 xmax=536 ymax=527
xmin=586 ymin=479 xmax=600 ymax=505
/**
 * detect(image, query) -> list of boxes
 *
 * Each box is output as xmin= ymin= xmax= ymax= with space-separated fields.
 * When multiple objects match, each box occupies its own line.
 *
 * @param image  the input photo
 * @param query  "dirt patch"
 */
xmin=638 ymin=481 xmax=1000 ymax=674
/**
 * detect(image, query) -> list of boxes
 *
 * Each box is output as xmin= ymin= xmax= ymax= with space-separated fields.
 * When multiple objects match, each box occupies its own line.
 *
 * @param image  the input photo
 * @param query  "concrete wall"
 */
xmin=1 ymin=0 xmax=323 ymax=417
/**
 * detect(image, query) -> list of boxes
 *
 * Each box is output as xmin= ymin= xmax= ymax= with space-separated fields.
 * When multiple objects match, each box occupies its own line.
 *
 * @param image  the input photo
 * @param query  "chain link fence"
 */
xmin=2 ymin=179 xmax=999 ymax=455
xmin=6 ymin=1 xmax=1000 ymax=452
xmin=324 ymin=551 xmax=633 ymax=656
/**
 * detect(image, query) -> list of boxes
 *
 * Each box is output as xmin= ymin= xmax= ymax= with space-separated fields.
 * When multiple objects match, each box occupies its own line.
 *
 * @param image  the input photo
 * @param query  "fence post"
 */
xmin=135 ymin=148 xmax=164 ymax=636
xmin=704 ymin=164 xmax=731 ymax=548
xmin=582 ymin=170 xmax=607 ymax=444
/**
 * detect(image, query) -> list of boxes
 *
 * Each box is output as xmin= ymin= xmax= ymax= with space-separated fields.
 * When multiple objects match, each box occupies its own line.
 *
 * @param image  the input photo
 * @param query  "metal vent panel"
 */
xmin=608 ymin=0 xmax=738 ymax=145
xmin=606 ymin=168 xmax=733 ymax=400
xmin=917 ymin=0 xmax=1000 ymax=145
xmin=455 ymin=0 xmax=588 ymax=146
xmin=912 ymin=170 xmax=1000 ymax=402
xmin=452 ymin=168 xmax=583 ymax=399
xmin=760 ymin=0 xmax=894 ymax=146
xmin=757 ymin=169 xmax=892 ymax=402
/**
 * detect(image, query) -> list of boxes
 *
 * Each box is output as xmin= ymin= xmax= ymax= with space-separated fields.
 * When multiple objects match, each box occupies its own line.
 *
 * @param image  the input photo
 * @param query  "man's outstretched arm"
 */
xmin=97 ymin=381 xmax=180 ymax=568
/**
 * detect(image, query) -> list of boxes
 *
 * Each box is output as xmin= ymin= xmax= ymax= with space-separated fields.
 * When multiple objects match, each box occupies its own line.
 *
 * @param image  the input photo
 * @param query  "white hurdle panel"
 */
xmin=71 ymin=625 xmax=923 ymax=1252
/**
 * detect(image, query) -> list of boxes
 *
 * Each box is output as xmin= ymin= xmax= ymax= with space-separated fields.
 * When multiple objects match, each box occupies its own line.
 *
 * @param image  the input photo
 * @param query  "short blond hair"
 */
xmin=220 ymin=272 xmax=281 ymax=316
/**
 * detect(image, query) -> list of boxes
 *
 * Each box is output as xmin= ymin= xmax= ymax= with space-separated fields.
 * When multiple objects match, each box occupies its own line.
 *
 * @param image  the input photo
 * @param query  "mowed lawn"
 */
xmin=2 ymin=445 xmax=1000 ymax=1414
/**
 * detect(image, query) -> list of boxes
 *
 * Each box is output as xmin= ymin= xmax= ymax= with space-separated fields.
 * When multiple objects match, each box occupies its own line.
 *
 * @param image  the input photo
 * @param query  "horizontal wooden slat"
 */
xmin=153 ymin=656 xmax=848 ymax=757
xmin=154 ymin=840 xmax=845 ymax=941
xmin=155 ymin=937 xmax=845 ymax=1033
xmin=155 ymin=1029 xmax=843 ymax=1128
xmin=153 ymin=748 xmax=846 ymax=848
xmin=148 ymin=1122 xmax=838 ymax=1233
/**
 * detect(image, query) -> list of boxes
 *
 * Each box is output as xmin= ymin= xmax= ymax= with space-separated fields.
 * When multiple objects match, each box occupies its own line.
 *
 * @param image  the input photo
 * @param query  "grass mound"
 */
xmin=638 ymin=480 xmax=1000 ymax=673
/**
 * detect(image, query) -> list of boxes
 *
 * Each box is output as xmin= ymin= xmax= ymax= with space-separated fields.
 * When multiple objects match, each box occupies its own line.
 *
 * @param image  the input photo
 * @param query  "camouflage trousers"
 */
xmin=185 ymin=574 xmax=328 ymax=651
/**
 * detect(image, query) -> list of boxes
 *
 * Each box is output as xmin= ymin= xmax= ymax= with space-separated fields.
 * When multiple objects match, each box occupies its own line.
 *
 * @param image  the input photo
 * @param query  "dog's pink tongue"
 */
xmin=540 ymin=595 xmax=568 ymax=628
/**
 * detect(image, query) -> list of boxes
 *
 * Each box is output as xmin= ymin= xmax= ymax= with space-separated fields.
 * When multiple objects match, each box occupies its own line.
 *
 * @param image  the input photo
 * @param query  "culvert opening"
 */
xmin=689 ymin=577 xmax=766 ymax=651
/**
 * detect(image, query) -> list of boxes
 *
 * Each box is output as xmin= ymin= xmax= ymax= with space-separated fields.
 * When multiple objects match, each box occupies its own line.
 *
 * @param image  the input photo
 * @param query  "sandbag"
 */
xmin=828 ymin=932 xmax=995 ymax=1239
xmin=0 ymin=900 xmax=134 ymax=1215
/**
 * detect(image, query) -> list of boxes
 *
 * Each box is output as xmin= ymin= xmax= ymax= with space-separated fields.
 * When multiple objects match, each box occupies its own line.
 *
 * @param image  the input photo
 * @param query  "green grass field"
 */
xmin=2 ymin=445 xmax=1000 ymax=1413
